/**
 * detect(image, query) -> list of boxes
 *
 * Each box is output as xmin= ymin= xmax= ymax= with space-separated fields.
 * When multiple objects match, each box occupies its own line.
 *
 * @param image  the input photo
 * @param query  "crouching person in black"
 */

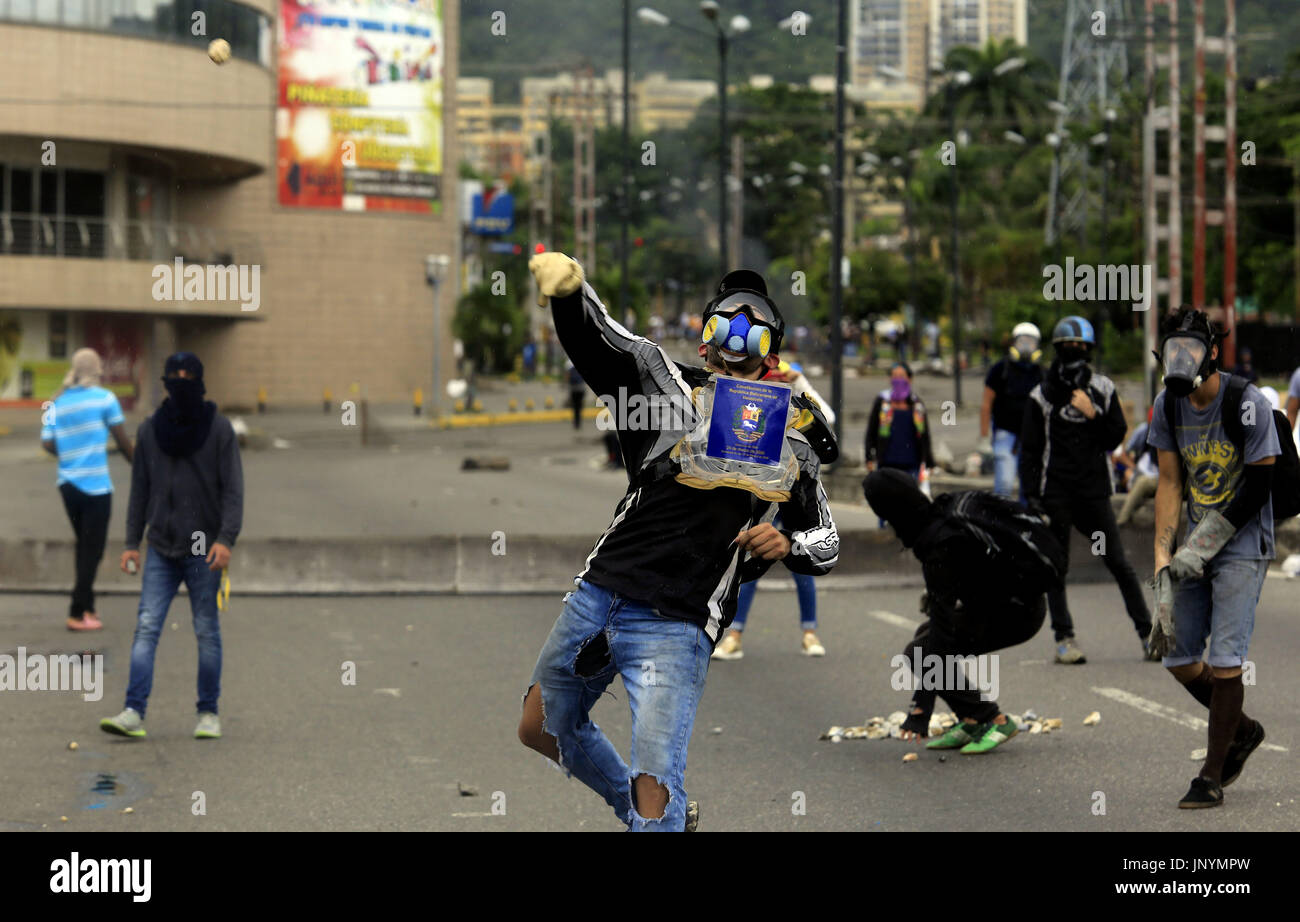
xmin=864 ymin=469 xmax=1066 ymax=755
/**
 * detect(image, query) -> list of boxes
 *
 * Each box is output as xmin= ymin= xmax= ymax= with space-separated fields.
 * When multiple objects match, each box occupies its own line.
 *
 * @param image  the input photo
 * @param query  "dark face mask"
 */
xmin=1054 ymin=348 xmax=1091 ymax=390
xmin=163 ymin=376 xmax=206 ymax=416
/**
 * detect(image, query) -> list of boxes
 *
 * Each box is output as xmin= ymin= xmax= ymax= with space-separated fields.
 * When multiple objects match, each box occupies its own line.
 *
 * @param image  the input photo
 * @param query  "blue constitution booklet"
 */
xmin=705 ymin=377 xmax=791 ymax=467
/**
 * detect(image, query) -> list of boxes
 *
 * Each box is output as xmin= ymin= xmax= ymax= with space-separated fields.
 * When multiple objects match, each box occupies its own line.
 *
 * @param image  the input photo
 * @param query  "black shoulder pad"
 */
xmin=791 ymin=394 xmax=839 ymax=464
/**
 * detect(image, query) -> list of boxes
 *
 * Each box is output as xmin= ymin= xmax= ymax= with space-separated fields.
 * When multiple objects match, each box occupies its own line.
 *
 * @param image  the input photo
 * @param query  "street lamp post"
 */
xmin=826 ymin=0 xmax=846 ymax=448
xmin=621 ymin=0 xmax=631 ymax=321
xmin=938 ymin=68 xmax=972 ymax=406
xmin=426 ymin=253 xmax=451 ymax=417
xmin=638 ymin=4 xmax=748 ymax=274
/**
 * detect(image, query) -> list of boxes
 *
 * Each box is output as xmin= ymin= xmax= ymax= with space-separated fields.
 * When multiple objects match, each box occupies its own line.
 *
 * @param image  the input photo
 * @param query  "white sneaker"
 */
xmin=100 ymin=707 xmax=146 ymax=738
xmin=194 ymin=712 xmax=221 ymax=739
xmin=801 ymin=632 xmax=826 ymax=657
xmin=712 ymin=633 xmax=743 ymax=660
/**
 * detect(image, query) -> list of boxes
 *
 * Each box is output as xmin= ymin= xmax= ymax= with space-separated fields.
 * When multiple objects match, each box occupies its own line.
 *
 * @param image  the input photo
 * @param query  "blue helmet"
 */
xmin=1051 ymin=316 xmax=1095 ymax=346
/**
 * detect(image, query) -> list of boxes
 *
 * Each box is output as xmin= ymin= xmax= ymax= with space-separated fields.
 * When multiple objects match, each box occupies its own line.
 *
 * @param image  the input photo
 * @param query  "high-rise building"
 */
xmin=851 ymin=0 xmax=1028 ymax=101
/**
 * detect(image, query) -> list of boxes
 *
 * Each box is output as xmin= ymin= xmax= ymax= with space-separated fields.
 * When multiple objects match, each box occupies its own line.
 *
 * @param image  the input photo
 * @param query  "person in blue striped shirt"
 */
xmin=40 ymin=348 xmax=134 ymax=631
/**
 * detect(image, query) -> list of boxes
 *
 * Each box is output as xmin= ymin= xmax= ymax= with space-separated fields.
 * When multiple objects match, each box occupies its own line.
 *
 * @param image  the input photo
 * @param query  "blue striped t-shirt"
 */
xmin=40 ymin=386 xmax=125 ymax=495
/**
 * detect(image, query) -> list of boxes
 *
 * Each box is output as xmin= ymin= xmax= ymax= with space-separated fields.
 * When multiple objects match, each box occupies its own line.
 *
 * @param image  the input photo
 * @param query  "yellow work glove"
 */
xmin=529 ymin=252 xmax=584 ymax=307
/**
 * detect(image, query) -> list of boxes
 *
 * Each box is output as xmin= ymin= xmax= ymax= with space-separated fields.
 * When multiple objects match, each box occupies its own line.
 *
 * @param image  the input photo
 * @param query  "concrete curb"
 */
xmin=435 ymin=407 xmax=602 ymax=429
xmin=10 ymin=514 xmax=1293 ymax=595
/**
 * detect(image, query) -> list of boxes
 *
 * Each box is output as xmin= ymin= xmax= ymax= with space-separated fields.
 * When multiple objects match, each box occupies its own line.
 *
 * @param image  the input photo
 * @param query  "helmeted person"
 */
xmin=1018 ymin=316 xmax=1154 ymax=665
xmin=517 ymin=253 xmax=839 ymax=832
xmin=1147 ymin=306 xmax=1281 ymax=808
xmin=979 ymin=322 xmax=1044 ymax=499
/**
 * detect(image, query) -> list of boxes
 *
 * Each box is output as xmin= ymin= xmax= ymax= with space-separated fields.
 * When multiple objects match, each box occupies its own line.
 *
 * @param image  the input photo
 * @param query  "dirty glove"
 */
xmin=1146 ymin=565 xmax=1176 ymax=658
xmin=529 ymin=252 xmax=584 ymax=307
xmin=1169 ymin=509 xmax=1235 ymax=581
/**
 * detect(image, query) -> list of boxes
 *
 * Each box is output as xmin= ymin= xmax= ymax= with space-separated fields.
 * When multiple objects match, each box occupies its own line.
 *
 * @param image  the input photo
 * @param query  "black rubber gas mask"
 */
xmin=1158 ymin=333 xmax=1214 ymax=398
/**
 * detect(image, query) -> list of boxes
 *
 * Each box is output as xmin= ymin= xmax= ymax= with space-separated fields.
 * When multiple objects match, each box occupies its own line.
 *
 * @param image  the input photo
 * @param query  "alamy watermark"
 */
xmin=152 ymin=257 xmax=260 ymax=311
xmin=0 ymin=647 xmax=102 ymax=701
xmin=890 ymin=649 xmax=1000 ymax=702
xmin=595 ymin=387 xmax=699 ymax=431
xmin=1042 ymin=258 xmax=1152 ymax=310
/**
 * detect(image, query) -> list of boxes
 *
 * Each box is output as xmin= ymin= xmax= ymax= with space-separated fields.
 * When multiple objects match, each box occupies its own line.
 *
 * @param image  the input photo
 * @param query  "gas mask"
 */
xmin=1158 ymin=333 xmax=1214 ymax=398
xmin=1010 ymin=335 xmax=1041 ymax=363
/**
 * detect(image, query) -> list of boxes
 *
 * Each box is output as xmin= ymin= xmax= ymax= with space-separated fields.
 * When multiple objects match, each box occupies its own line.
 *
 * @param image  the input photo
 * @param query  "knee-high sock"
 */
xmin=1201 ymin=673 xmax=1245 ymax=784
xmin=1179 ymin=663 xmax=1254 ymax=740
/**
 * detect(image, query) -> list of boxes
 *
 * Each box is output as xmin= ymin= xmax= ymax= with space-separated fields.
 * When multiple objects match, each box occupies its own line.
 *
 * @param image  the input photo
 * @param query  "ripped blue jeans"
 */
xmin=525 ymin=579 xmax=712 ymax=832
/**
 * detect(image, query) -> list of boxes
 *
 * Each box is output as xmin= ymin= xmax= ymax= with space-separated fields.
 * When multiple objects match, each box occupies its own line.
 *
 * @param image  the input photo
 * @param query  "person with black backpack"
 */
xmin=864 ymin=470 xmax=1066 ymax=755
xmin=1147 ymin=307 xmax=1290 ymax=809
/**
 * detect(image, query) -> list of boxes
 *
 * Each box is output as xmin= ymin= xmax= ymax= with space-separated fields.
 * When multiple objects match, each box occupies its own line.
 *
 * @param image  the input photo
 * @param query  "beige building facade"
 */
xmin=0 ymin=1 xmax=460 ymax=410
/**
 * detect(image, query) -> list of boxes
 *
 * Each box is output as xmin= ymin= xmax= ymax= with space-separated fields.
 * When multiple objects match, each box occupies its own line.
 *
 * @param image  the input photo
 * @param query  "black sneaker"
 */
xmin=685 ymin=800 xmax=699 ymax=832
xmin=1178 ymin=776 xmax=1224 ymax=809
xmin=1221 ymin=720 xmax=1265 ymax=788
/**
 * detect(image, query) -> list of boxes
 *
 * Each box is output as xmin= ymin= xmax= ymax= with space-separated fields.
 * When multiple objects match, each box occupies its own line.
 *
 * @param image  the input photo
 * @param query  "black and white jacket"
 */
xmin=1018 ymin=367 xmax=1128 ymax=501
xmin=552 ymin=281 xmax=839 ymax=642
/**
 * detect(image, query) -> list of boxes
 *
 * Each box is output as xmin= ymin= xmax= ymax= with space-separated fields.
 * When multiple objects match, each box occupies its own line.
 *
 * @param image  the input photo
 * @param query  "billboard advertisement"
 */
xmin=276 ymin=0 xmax=444 ymax=213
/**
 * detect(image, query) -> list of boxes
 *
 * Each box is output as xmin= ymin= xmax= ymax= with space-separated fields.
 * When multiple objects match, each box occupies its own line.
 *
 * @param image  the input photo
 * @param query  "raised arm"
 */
xmin=533 ymin=252 xmax=686 ymax=402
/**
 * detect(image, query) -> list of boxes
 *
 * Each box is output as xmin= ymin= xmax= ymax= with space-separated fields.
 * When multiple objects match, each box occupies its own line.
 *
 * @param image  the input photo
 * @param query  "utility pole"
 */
xmin=573 ymin=67 xmax=597 ymax=273
xmin=1142 ymin=0 xmax=1180 ymax=410
xmin=948 ymin=76 xmax=962 ymax=408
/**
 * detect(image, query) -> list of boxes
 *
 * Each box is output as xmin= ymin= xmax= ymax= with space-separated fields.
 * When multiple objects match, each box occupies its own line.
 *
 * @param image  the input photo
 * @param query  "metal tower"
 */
xmin=1046 ymin=0 xmax=1131 ymax=247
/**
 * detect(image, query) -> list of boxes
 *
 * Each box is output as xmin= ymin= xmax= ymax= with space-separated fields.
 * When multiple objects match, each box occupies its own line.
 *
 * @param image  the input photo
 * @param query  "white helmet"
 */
xmin=1011 ymin=322 xmax=1041 ymax=341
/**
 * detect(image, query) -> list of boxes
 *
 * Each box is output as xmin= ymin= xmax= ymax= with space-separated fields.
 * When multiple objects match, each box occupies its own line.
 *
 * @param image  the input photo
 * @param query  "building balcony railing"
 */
xmin=0 ymin=213 xmax=263 ymax=266
xmin=0 ymin=0 xmax=272 ymax=68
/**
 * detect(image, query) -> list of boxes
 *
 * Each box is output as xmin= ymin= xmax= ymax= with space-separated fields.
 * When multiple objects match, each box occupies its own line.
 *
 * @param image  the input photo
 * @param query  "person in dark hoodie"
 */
xmin=864 ymin=469 xmax=1063 ymax=755
xmin=100 ymin=353 xmax=244 ymax=741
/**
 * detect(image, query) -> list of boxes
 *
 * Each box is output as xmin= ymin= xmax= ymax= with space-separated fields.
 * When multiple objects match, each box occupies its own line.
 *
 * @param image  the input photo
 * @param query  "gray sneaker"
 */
xmin=194 ymin=712 xmax=221 ymax=739
xmin=1054 ymin=637 xmax=1087 ymax=664
xmin=100 ymin=708 xmax=146 ymax=738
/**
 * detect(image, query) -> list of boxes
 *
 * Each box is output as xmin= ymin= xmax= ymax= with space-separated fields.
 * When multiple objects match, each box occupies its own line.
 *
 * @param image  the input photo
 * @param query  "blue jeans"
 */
xmin=526 ymin=580 xmax=712 ymax=832
xmin=124 ymin=548 xmax=223 ymax=718
xmin=1164 ymin=557 xmax=1268 ymax=669
xmin=733 ymin=571 xmax=817 ymax=631
xmin=991 ymin=427 xmax=1020 ymax=499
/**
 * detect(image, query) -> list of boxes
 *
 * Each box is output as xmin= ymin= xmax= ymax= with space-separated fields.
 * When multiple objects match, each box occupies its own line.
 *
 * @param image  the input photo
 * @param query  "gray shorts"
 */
xmin=1164 ymin=556 xmax=1268 ymax=669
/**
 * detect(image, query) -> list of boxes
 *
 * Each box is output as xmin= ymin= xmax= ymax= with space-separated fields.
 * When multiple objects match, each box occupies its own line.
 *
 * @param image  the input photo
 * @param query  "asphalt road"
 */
xmin=2 ymin=577 xmax=1294 ymax=832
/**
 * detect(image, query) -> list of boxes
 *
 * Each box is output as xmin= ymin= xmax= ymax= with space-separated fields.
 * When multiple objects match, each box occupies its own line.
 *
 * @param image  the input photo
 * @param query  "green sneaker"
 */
xmin=194 ymin=712 xmax=221 ymax=739
xmin=926 ymin=721 xmax=986 ymax=749
xmin=100 ymin=708 xmax=146 ymax=738
xmin=960 ymin=718 xmax=1019 ymax=754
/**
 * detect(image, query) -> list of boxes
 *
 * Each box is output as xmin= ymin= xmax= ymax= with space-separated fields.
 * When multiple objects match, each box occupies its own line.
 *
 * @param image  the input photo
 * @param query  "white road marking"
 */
xmin=451 ymin=812 xmax=496 ymax=818
xmin=1092 ymin=687 xmax=1288 ymax=752
xmin=867 ymin=609 xmax=919 ymax=629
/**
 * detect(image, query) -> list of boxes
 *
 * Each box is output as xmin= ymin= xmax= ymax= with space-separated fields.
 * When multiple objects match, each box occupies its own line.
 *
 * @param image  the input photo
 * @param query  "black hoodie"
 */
xmin=125 ymin=413 xmax=244 ymax=558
